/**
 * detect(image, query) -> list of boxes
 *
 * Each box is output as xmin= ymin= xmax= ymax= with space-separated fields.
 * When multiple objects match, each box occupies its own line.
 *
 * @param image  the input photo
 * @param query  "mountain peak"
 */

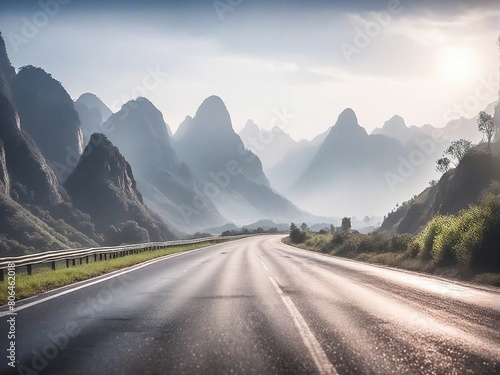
xmin=104 ymin=97 xmax=178 ymax=174
xmin=243 ymin=119 xmax=259 ymax=132
xmin=76 ymin=93 xmax=112 ymax=119
xmin=335 ymin=108 xmax=359 ymax=128
xmin=66 ymin=133 xmax=142 ymax=207
xmin=383 ymin=115 xmax=407 ymax=130
xmin=194 ymin=95 xmax=232 ymax=131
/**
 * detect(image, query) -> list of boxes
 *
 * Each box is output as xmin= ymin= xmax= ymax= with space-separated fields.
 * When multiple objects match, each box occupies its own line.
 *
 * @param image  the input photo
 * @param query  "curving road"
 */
xmin=1 ymin=235 xmax=499 ymax=374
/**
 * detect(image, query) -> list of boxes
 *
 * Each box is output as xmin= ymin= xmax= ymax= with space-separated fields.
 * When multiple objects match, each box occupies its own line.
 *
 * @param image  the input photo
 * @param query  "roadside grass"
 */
xmin=0 ymin=241 xmax=222 ymax=305
xmin=283 ymin=234 xmax=500 ymax=287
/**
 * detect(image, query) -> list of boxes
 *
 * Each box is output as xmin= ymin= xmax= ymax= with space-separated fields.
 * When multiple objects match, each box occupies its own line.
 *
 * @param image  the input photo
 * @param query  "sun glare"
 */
xmin=438 ymin=47 xmax=480 ymax=82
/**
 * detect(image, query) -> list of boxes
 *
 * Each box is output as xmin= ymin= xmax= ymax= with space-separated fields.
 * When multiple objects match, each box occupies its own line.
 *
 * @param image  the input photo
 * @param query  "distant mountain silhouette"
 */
xmin=266 ymin=127 xmax=330 ymax=193
xmin=373 ymin=103 xmax=496 ymax=146
xmin=372 ymin=115 xmax=423 ymax=144
xmin=239 ymin=119 xmax=298 ymax=170
xmin=290 ymin=108 xmax=408 ymax=216
xmin=10 ymin=66 xmax=84 ymax=182
xmin=65 ymin=133 xmax=174 ymax=242
xmin=74 ymin=93 xmax=112 ymax=145
xmin=103 ymin=98 xmax=225 ymax=232
xmin=174 ymin=95 xmax=306 ymax=223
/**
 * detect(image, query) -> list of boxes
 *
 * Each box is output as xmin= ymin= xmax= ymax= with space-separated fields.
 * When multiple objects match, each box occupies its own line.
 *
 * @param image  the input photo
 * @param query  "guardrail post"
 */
xmin=51 ymin=261 xmax=56 ymax=271
xmin=27 ymin=264 xmax=32 ymax=275
xmin=72 ymin=259 xmax=76 ymax=267
xmin=66 ymin=259 xmax=69 ymax=268
xmin=79 ymin=258 xmax=83 ymax=265
xmin=0 ymin=269 xmax=4 ymax=282
xmin=86 ymin=256 xmax=89 ymax=264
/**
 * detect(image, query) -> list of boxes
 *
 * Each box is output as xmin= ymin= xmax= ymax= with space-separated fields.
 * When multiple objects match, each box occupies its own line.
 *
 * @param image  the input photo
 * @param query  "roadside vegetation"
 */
xmin=0 ymin=241 xmax=227 ymax=304
xmin=221 ymin=227 xmax=282 ymax=236
xmin=285 ymin=193 xmax=500 ymax=286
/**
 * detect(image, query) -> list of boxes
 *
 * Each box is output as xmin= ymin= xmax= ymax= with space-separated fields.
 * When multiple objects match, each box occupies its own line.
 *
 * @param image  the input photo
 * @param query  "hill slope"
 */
xmin=380 ymin=142 xmax=500 ymax=234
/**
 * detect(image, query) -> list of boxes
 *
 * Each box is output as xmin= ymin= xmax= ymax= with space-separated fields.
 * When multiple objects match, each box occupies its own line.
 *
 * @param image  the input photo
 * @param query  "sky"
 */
xmin=0 ymin=0 xmax=498 ymax=141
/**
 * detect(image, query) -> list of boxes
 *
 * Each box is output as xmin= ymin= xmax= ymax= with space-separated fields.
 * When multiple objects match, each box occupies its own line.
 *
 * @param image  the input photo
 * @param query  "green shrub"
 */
xmin=413 ymin=215 xmax=450 ymax=259
xmin=412 ymin=194 xmax=500 ymax=271
xmin=290 ymin=227 xmax=307 ymax=244
xmin=303 ymin=233 xmax=332 ymax=252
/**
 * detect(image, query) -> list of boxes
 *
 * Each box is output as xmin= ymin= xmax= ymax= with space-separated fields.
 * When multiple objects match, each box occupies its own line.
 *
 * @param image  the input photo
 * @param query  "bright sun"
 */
xmin=438 ymin=47 xmax=480 ymax=82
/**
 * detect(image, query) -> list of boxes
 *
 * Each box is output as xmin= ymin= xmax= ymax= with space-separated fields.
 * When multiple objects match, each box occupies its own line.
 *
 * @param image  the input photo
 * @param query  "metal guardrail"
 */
xmin=0 ymin=235 xmax=249 ymax=281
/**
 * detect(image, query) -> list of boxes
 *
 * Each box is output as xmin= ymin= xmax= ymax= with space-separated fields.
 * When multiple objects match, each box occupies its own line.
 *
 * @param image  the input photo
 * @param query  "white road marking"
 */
xmin=0 ymin=242 xmax=229 ymax=316
xmin=269 ymin=277 xmax=337 ymax=375
xmin=260 ymin=261 xmax=269 ymax=271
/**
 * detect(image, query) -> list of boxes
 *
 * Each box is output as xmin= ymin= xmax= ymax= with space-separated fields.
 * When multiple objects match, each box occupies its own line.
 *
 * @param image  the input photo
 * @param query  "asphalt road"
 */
xmin=1 ymin=235 xmax=499 ymax=374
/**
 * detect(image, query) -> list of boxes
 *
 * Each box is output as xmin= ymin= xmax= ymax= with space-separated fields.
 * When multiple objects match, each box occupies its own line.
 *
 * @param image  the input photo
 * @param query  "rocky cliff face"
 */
xmin=65 ymin=133 xmax=174 ymax=241
xmin=10 ymin=65 xmax=84 ymax=182
xmin=0 ymin=36 xmax=98 ymax=255
xmin=0 ymin=140 xmax=9 ymax=196
xmin=0 ymin=33 xmax=15 ymax=82
xmin=0 ymin=62 xmax=63 ymax=207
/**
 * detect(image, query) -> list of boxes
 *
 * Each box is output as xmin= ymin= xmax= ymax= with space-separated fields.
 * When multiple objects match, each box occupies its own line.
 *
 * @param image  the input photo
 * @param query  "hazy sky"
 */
xmin=0 ymin=0 xmax=498 ymax=140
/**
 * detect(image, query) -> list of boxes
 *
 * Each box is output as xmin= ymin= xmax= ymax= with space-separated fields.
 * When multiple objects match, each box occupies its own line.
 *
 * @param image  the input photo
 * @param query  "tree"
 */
xmin=436 ymin=157 xmax=451 ymax=174
xmin=444 ymin=139 xmax=473 ymax=166
xmin=290 ymin=223 xmax=307 ymax=244
xmin=341 ymin=217 xmax=351 ymax=232
xmin=477 ymin=111 xmax=498 ymax=150
xmin=330 ymin=224 xmax=335 ymax=234
xmin=300 ymin=222 xmax=308 ymax=231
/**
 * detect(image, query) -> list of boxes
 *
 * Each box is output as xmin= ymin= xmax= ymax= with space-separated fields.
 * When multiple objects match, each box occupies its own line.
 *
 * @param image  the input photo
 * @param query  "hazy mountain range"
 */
xmin=240 ymin=103 xmax=496 ymax=217
xmin=0 ymin=28 xmax=496 ymax=255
